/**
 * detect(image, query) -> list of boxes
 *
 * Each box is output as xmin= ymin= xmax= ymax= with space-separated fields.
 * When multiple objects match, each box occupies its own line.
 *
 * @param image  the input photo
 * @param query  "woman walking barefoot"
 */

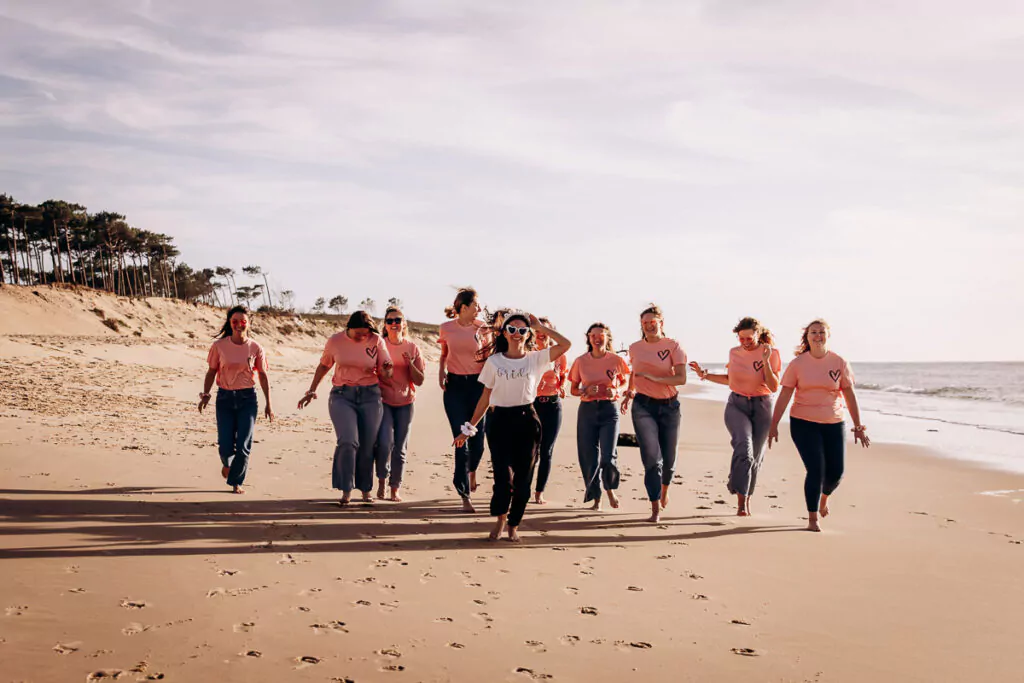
xmin=690 ymin=317 xmax=781 ymax=516
xmin=620 ymin=305 xmax=687 ymax=523
xmin=439 ymin=288 xmax=491 ymax=512
xmin=569 ymin=323 xmax=630 ymax=510
xmin=454 ymin=313 xmax=571 ymax=542
xmin=199 ymin=306 xmax=274 ymax=494
xmin=767 ymin=319 xmax=870 ymax=532
xmin=533 ymin=317 xmax=568 ymax=504
xmin=375 ymin=306 xmax=425 ymax=502
xmin=298 ymin=311 xmax=393 ymax=506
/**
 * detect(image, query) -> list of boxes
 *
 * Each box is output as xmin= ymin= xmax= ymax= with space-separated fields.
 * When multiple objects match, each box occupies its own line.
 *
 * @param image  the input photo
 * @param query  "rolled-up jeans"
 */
xmin=215 ymin=387 xmax=258 ymax=487
xmin=443 ymin=373 xmax=486 ymax=497
xmin=723 ymin=392 xmax=773 ymax=496
xmin=374 ymin=402 xmax=415 ymax=488
xmin=328 ymin=384 xmax=383 ymax=494
xmin=577 ymin=400 xmax=620 ymax=503
xmin=631 ymin=393 xmax=682 ymax=501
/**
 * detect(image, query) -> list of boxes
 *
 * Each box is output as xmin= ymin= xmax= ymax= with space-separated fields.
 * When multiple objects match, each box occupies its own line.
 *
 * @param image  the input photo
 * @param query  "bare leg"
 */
xmin=469 ymin=471 xmax=478 ymax=493
xmin=506 ymin=525 xmax=521 ymax=543
xmin=819 ymin=494 xmax=830 ymax=518
xmin=488 ymin=514 xmax=507 ymax=541
xmin=221 ymin=466 xmax=230 ymax=479
xmin=232 ymin=485 xmax=244 ymax=494
xmin=589 ymin=494 xmax=602 ymax=511
xmin=390 ymin=486 xmax=402 ymax=502
xmin=648 ymin=500 xmax=661 ymax=523
xmin=737 ymin=494 xmax=749 ymax=517
xmin=806 ymin=511 xmax=821 ymax=532
xmin=376 ymin=478 xmax=387 ymax=500
xmin=607 ymin=490 xmax=620 ymax=509
xmin=461 ymin=496 xmax=476 ymax=513
xmin=660 ymin=484 xmax=670 ymax=510
xmin=534 ymin=491 xmax=547 ymax=504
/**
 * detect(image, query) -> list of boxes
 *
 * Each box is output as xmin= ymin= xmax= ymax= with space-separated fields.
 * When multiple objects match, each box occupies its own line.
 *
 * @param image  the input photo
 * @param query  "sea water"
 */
xmin=690 ymin=362 xmax=1024 ymax=474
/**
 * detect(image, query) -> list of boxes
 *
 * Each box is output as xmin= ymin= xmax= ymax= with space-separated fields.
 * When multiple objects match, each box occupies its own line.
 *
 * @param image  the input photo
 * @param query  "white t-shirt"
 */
xmin=478 ymin=348 xmax=554 ymax=407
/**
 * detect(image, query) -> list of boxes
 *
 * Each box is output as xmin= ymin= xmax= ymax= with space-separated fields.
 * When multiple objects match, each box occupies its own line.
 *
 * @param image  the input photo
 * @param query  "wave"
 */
xmin=858 ymin=383 xmax=1024 ymax=405
xmin=864 ymin=408 xmax=1024 ymax=437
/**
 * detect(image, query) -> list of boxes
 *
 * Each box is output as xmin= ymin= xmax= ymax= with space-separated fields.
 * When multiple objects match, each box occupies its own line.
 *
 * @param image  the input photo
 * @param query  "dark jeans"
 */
xmin=443 ymin=373 xmax=486 ymax=497
xmin=328 ymin=385 xmax=383 ymax=494
xmin=577 ymin=400 xmax=620 ymax=502
xmin=790 ymin=417 xmax=846 ymax=512
xmin=215 ymin=388 xmax=258 ymax=487
xmin=631 ymin=394 xmax=682 ymax=501
xmin=533 ymin=397 xmax=562 ymax=493
xmin=486 ymin=404 xmax=542 ymax=527
xmin=374 ymin=403 xmax=415 ymax=488
xmin=724 ymin=392 xmax=773 ymax=496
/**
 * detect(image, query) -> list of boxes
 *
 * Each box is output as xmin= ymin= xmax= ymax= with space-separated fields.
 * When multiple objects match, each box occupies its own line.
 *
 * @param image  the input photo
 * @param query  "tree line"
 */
xmin=0 ymin=193 xmax=406 ymax=316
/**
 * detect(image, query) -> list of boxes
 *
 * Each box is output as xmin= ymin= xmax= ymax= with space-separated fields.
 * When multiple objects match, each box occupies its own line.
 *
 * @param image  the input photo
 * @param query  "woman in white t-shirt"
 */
xmin=454 ymin=312 xmax=571 ymax=542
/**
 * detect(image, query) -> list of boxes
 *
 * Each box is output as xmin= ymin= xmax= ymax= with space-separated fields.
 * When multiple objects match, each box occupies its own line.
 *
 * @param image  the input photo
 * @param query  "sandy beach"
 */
xmin=1 ymin=287 xmax=1022 ymax=683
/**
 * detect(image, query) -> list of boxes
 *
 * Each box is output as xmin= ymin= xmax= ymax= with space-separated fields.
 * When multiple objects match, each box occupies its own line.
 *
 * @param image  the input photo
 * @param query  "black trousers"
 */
xmin=533 ymin=397 xmax=562 ymax=493
xmin=789 ymin=417 xmax=846 ymax=512
xmin=486 ymin=404 xmax=542 ymax=527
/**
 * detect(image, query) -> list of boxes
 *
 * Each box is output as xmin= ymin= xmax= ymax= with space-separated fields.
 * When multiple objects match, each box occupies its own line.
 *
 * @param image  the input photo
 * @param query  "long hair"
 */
xmin=444 ymin=287 xmax=478 ymax=319
xmin=585 ymin=322 xmax=614 ymax=354
xmin=535 ymin=317 xmax=555 ymax=348
xmin=733 ymin=316 xmax=774 ymax=346
xmin=477 ymin=312 xmax=535 ymax=361
xmin=381 ymin=306 xmax=407 ymax=342
xmin=346 ymin=310 xmax=380 ymax=335
xmin=639 ymin=304 xmax=664 ymax=341
xmin=488 ymin=307 xmax=511 ymax=333
xmin=216 ymin=305 xmax=248 ymax=339
xmin=795 ymin=318 xmax=830 ymax=356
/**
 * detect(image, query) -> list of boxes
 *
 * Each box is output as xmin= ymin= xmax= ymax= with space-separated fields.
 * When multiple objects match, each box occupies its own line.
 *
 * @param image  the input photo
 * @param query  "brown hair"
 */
xmin=477 ymin=311 xmax=535 ymax=361
xmin=795 ymin=318 xmax=830 ymax=356
xmin=346 ymin=310 xmax=379 ymax=335
xmin=381 ymin=306 xmax=406 ymax=342
xmin=585 ymin=322 xmax=614 ymax=354
xmin=216 ymin=305 xmax=249 ymax=339
xmin=639 ymin=304 xmax=664 ymax=341
xmin=733 ymin=316 xmax=774 ymax=346
xmin=444 ymin=287 xmax=478 ymax=319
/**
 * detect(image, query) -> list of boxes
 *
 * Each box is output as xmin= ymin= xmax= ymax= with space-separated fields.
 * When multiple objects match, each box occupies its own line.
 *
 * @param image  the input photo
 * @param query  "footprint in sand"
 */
xmin=122 ymin=623 xmax=148 ymax=636
xmin=473 ymin=612 xmax=494 ymax=624
xmin=560 ymin=635 xmax=580 ymax=646
xmin=615 ymin=640 xmax=652 ymax=649
xmin=53 ymin=641 xmax=81 ymax=655
xmin=580 ymin=606 xmax=599 ymax=616
xmin=731 ymin=647 xmax=762 ymax=656
xmin=435 ymin=616 xmax=454 ymax=622
xmin=294 ymin=655 xmax=322 ymax=668
xmin=217 ymin=569 xmax=239 ymax=576
xmin=354 ymin=600 xmax=372 ymax=607
xmin=525 ymin=640 xmax=547 ymax=652
xmin=627 ymin=586 xmax=644 ymax=592
xmin=515 ymin=667 xmax=553 ymax=680
xmin=731 ymin=619 xmax=751 ymax=625
xmin=5 ymin=605 xmax=28 ymax=616
xmin=87 ymin=670 xmax=126 ymax=680
xmin=243 ymin=650 xmax=262 ymax=658
xmin=448 ymin=642 xmax=465 ymax=649
xmin=310 ymin=621 xmax=348 ymax=634
xmin=233 ymin=622 xmax=255 ymax=633
xmin=119 ymin=599 xmax=149 ymax=610
xmin=692 ymin=594 xmax=709 ymax=601
xmin=69 ymin=588 xmax=87 ymax=594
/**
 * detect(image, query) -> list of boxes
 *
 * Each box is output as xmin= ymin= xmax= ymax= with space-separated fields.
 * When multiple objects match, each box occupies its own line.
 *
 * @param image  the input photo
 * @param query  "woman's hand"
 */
xmin=197 ymin=393 xmax=211 ymax=413
xmin=297 ymin=392 xmax=316 ymax=410
xmin=767 ymin=422 xmax=780 ymax=449
xmin=438 ymin=369 xmax=448 ymax=391
xmin=854 ymin=427 xmax=871 ymax=448
xmin=688 ymin=361 xmax=707 ymax=380
xmin=381 ymin=360 xmax=394 ymax=379
xmin=528 ymin=313 xmax=542 ymax=328
xmin=762 ymin=345 xmax=774 ymax=363
xmin=620 ymin=393 xmax=632 ymax=415
xmin=453 ymin=433 xmax=469 ymax=449
xmin=264 ymin=404 xmax=275 ymax=422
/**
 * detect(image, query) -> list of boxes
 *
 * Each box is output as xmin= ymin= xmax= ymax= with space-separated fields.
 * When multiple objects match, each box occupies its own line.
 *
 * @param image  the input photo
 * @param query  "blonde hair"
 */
xmin=734 ymin=316 xmax=774 ymax=346
xmin=795 ymin=318 xmax=830 ymax=356
xmin=639 ymin=304 xmax=664 ymax=341
xmin=381 ymin=306 xmax=407 ymax=342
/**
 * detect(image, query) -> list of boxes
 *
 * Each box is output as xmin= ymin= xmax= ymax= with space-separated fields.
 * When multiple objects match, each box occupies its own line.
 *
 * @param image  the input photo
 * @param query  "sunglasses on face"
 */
xmin=505 ymin=325 xmax=530 ymax=336
xmin=385 ymin=318 xmax=403 ymax=325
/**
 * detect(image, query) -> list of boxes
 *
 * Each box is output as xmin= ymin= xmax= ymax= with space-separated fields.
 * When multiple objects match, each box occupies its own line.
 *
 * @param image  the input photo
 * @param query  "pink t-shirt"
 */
xmin=727 ymin=345 xmax=783 ymax=398
xmin=439 ymin=319 xmax=489 ymax=376
xmin=628 ymin=337 xmax=687 ymax=400
xmin=320 ymin=331 xmax=392 ymax=388
xmin=536 ymin=353 xmax=568 ymax=397
xmin=207 ymin=338 xmax=267 ymax=390
xmin=379 ymin=338 xmax=424 ymax=407
xmin=781 ymin=351 xmax=855 ymax=424
xmin=569 ymin=352 xmax=631 ymax=402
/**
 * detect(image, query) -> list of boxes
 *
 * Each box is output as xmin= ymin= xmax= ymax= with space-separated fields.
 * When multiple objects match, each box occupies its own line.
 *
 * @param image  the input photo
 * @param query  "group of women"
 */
xmin=199 ymin=288 xmax=869 ymax=539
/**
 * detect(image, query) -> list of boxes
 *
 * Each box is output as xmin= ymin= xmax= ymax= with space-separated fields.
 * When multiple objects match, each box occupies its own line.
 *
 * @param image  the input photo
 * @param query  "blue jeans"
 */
xmin=577 ymin=400 xmax=620 ymax=502
xmin=443 ymin=373 xmax=486 ymax=497
xmin=328 ymin=385 xmax=383 ymax=494
xmin=790 ymin=417 xmax=846 ymax=512
xmin=215 ymin=388 xmax=258 ymax=487
xmin=374 ymin=403 xmax=415 ymax=488
xmin=723 ymin=392 xmax=773 ymax=496
xmin=631 ymin=394 xmax=682 ymax=501
xmin=533 ymin=397 xmax=562 ymax=493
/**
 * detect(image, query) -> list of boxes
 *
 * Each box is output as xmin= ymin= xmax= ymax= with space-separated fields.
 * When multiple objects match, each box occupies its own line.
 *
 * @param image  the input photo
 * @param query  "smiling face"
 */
xmin=348 ymin=327 xmax=371 ymax=342
xmin=460 ymin=298 xmax=480 ymax=319
xmin=807 ymin=322 xmax=829 ymax=347
xmin=588 ymin=326 xmax=608 ymax=352
xmin=641 ymin=313 xmax=662 ymax=338
xmin=737 ymin=329 xmax=757 ymax=350
xmin=230 ymin=311 xmax=249 ymax=335
xmin=503 ymin=316 xmax=531 ymax=349
xmin=385 ymin=311 xmax=405 ymax=339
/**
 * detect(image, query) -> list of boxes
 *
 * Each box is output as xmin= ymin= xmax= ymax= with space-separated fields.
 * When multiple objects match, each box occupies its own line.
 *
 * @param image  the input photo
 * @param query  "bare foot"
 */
xmin=819 ymin=495 xmax=830 ymax=518
xmin=589 ymin=498 xmax=603 ymax=511
xmin=488 ymin=516 xmax=506 ymax=541
xmin=376 ymin=480 xmax=387 ymax=500
xmin=232 ymin=485 xmax=244 ymax=494
xmin=660 ymin=485 xmax=670 ymax=510
xmin=737 ymin=494 xmax=749 ymax=516
xmin=339 ymin=494 xmax=352 ymax=507
xmin=534 ymin=492 xmax=547 ymax=505
xmin=469 ymin=471 xmax=478 ymax=492
xmin=461 ymin=496 xmax=476 ymax=513
xmin=221 ymin=466 xmax=230 ymax=479
xmin=648 ymin=501 xmax=661 ymax=523
xmin=390 ymin=487 xmax=402 ymax=502
xmin=506 ymin=526 xmax=521 ymax=543
xmin=806 ymin=511 xmax=821 ymax=532
xmin=361 ymin=491 xmax=374 ymax=504
xmin=607 ymin=490 xmax=620 ymax=509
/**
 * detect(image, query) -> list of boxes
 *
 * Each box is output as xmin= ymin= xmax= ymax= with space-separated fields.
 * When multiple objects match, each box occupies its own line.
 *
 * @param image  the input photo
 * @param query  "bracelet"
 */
xmin=460 ymin=422 xmax=478 ymax=437
xmin=852 ymin=425 xmax=867 ymax=433
xmin=304 ymin=390 xmax=318 ymax=400
xmin=199 ymin=392 xmax=211 ymax=400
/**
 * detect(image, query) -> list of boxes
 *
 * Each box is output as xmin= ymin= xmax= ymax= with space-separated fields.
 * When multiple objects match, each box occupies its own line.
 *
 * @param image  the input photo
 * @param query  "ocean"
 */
xmin=690 ymin=361 xmax=1024 ymax=474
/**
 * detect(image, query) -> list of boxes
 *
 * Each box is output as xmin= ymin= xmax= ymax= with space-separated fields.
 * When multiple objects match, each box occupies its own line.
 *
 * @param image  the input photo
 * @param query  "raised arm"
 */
xmin=529 ymin=314 xmax=571 ymax=362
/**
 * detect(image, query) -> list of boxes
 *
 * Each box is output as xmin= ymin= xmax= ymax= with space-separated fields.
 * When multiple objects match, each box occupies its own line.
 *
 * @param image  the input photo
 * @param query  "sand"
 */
xmin=1 ymin=286 xmax=1022 ymax=682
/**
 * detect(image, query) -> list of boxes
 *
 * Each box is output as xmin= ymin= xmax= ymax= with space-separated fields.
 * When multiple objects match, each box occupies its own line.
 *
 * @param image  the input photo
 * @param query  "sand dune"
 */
xmin=1 ymin=286 xmax=1021 ymax=682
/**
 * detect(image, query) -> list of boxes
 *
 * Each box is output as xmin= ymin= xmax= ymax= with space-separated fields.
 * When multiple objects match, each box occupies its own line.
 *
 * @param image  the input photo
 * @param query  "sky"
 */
xmin=1 ymin=0 xmax=1022 ymax=362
